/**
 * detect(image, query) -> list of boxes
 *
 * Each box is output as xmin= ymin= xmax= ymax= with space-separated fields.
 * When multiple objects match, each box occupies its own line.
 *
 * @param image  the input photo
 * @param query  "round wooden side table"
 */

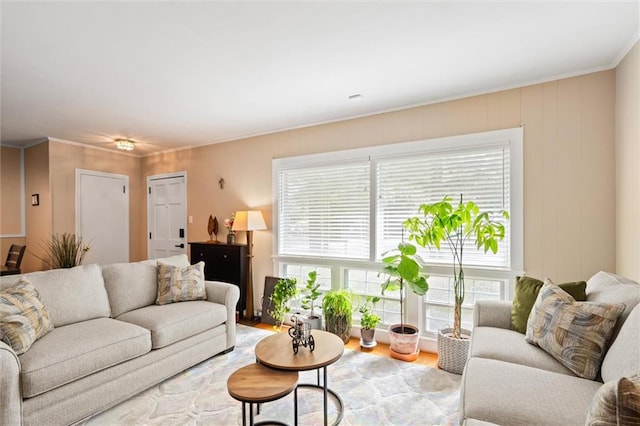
xmin=227 ymin=363 xmax=299 ymax=426
xmin=255 ymin=330 xmax=344 ymax=426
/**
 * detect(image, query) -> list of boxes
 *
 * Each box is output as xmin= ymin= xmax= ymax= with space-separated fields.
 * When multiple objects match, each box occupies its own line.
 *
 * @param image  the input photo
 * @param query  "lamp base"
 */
xmin=238 ymin=316 xmax=261 ymax=326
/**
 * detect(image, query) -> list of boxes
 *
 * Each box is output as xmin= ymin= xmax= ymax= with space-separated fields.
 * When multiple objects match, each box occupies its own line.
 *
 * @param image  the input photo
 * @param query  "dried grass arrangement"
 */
xmin=38 ymin=233 xmax=91 ymax=269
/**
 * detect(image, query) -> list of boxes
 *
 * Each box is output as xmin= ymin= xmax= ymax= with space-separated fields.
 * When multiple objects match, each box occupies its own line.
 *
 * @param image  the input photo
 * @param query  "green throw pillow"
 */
xmin=511 ymin=276 xmax=587 ymax=333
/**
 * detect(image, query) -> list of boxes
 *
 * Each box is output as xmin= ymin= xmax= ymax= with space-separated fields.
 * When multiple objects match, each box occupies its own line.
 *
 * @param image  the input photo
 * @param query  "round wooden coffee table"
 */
xmin=255 ymin=330 xmax=344 ymax=426
xmin=227 ymin=363 xmax=299 ymax=426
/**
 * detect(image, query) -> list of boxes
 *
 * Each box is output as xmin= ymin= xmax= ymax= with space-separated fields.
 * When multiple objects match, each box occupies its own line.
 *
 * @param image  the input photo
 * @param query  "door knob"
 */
xmin=174 ymin=243 xmax=185 ymax=248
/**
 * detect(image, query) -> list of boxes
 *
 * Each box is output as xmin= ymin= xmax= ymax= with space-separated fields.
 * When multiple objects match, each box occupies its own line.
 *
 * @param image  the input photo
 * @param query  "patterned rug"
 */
xmin=82 ymin=325 xmax=461 ymax=425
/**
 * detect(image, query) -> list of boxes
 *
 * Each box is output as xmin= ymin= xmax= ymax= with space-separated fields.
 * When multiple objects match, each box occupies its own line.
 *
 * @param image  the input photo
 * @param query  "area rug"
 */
xmin=81 ymin=325 xmax=461 ymax=425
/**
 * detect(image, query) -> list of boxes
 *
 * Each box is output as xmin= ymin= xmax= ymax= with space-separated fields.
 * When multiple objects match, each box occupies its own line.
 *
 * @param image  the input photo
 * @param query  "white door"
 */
xmin=76 ymin=169 xmax=129 ymax=265
xmin=147 ymin=173 xmax=187 ymax=259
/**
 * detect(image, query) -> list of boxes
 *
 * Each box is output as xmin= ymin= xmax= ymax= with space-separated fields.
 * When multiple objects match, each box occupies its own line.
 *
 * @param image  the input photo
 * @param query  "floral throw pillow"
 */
xmin=156 ymin=261 xmax=206 ymax=305
xmin=525 ymin=279 xmax=625 ymax=380
xmin=0 ymin=278 xmax=54 ymax=355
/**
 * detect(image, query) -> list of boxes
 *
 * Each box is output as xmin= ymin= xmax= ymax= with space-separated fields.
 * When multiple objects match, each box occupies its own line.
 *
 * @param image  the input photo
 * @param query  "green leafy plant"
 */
xmin=37 ymin=233 xmax=91 ymax=269
xmin=269 ymin=277 xmax=299 ymax=330
xmin=322 ymin=289 xmax=354 ymax=343
xmin=380 ymin=241 xmax=429 ymax=333
xmin=403 ymin=194 xmax=508 ymax=339
xmin=358 ymin=295 xmax=381 ymax=330
xmin=301 ymin=270 xmax=322 ymax=318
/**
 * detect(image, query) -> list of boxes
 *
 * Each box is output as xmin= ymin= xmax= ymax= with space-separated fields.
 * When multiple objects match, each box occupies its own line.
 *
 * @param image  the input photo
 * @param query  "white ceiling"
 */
xmin=2 ymin=1 xmax=638 ymax=156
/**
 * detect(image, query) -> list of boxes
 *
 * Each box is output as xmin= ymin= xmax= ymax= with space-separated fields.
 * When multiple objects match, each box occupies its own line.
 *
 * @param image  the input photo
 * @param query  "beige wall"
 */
xmin=142 ymin=70 xmax=617 ymax=305
xmin=0 ymin=146 xmax=23 ymax=236
xmin=0 ymin=146 xmax=26 ymax=262
xmin=23 ymin=142 xmax=50 ymax=272
xmin=48 ymin=140 xmax=145 ymax=262
xmin=615 ymin=41 xmax=640 ymax=281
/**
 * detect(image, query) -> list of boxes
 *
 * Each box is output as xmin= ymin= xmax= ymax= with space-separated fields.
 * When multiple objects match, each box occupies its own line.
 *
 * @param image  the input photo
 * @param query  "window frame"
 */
xmin=272 ymin=127 xmax=524 ymax=340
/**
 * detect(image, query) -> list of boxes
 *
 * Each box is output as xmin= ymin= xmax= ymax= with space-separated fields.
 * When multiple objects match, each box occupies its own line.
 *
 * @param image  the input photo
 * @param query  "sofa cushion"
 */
xmin=102 ymin=259 xmax=158 ymax=317
xmin=462 ymin=357 xmax=601 ymax=426
xmin=526 ymin=279 xmax=625 ymax=380
xmin=511 ymin=276 xmax=587 ymax=333
xmin=6 ymin=264 xmax=111 ymax=327
xmin=586 ymin=271 xmax=640 ymax=342
xmin=155 ymin=261 xmax=206 ymax=305
xmin=601 ymin=305 xmax=640 ymax=383
xmin=585 ymin=373 xmax=640 ymax=426
xmin=469 ymin=326 xmax=575 ymax=376
xmin=116 ymin=300 xmax=226 ymax=349
xmin=0 ymin=279 xmax=53 ymax=355
xmin=19 ymin=317 xmax=150 ymax=398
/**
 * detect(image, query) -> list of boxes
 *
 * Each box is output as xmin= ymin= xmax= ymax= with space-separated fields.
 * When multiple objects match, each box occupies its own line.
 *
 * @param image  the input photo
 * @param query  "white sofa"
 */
xmin=0 ymin=254 xmax=239 ymax=426
xmin=460 ymin=271 xmax=640 ymax=425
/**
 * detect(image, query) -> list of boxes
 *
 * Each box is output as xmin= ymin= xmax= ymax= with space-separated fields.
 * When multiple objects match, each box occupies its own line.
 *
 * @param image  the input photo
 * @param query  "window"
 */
xmin=273 ymin=128 xmax=523 ymax=335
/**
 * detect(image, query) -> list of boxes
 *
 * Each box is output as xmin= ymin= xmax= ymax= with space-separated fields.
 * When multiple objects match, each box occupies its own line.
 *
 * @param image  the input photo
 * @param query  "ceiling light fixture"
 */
xmin=115 ymin=138 xmax=135 ymax=151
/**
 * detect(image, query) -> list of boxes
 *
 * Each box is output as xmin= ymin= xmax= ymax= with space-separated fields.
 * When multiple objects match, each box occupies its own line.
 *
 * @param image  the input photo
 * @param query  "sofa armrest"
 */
xmin=473 ymin=300 xmax=512 ymax=329
xmin=0 ymin=340 xmax=22 ymax=425
xmin=205 ymin=280 xmax=240 ymax=350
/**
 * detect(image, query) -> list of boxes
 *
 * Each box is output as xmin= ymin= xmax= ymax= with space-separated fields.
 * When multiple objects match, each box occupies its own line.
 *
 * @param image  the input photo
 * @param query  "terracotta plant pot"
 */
xmin=388 ymin=323 xmax=420 ymax=361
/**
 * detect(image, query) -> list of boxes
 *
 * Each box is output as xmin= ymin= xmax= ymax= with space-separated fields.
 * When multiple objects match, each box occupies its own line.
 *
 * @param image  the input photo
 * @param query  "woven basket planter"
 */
xmin=325 ymin=314 xmax=351 ymax=343
xmin=437 ymin=327 xmax=472 ymax=375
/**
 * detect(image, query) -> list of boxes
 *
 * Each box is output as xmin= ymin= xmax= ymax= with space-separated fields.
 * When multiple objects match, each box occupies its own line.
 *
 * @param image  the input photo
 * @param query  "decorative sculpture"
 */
xmin=212 ymin=217 xmax=219 ymax=242
xmin=208 ymin=215 xmax=220 ymax=242
xmin=207 ymin=215 xmax=215 ymax=241
xmin=288 ymin=315 xmax=315 ymax=354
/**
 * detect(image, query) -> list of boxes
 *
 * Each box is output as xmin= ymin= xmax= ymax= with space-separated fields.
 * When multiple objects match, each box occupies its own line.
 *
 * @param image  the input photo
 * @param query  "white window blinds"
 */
xmin=376 ymin=146 xmax=510 ymax=268
xmin=274 ymin=128 xmax=520 ymax=271
xmin=277 ymin=160 xmax=371 ymax=259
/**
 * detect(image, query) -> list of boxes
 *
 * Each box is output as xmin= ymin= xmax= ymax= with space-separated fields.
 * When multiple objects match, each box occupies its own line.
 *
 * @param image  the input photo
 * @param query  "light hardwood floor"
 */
xmin=254 ymin=323 xmax=438 ymax=368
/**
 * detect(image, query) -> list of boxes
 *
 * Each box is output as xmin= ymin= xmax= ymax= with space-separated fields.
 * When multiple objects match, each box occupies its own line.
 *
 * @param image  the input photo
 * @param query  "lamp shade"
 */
xmin=231 ymin=210 xmax=266 ymax=232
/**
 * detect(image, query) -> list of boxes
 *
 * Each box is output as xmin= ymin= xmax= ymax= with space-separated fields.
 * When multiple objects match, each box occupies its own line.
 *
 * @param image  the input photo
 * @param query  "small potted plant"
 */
xmin=301 ymin=270 xmax=323 ymax=330
xmin=322 ymin=289 xmax=354 ymax=344
xmin=380 ymin=241 xmax=429 ymax=361
xmin=358 ymin=295 xmax=381 ymax=348
xmin=269 ymin=277 xmax=299 ymax=331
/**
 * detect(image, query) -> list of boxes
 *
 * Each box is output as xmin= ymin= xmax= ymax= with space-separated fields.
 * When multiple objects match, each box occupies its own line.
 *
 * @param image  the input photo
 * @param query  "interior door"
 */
xmin=147 ymin=173 xmax=187 ymax=259
xmin=76 ymin=169 xmax=129 ymax=265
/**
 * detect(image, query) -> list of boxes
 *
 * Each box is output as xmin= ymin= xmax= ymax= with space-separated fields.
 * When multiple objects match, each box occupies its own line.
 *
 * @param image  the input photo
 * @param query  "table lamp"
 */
xmin=232 ymin=210 xmax=267 ymax=324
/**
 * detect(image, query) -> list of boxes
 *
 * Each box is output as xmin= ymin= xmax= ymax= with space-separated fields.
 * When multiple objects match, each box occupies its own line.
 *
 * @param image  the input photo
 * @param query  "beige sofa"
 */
xmin=0 ymin=254 xmax=239 ymax=426
xmin=460 ymin=271 xmax=640 ymax=425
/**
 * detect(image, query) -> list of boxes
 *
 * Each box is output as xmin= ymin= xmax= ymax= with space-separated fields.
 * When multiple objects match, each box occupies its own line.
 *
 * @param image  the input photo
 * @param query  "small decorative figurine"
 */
xmin=212 ymin=217 xmax=219 ymax=242
xmin=288 ymin=315 xmax=315 ymax=354
xmin=207 ymin=215 xmax=214 ymax=241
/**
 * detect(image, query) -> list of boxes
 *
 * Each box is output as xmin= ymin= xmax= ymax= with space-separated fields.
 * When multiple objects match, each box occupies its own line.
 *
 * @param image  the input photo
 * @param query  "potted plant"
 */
xmin=322 ymin=289 xmax=354 ymax=344
xmin=404 ymin=194 xmax=508 ymax=373
xmin=301 ymin=270 xmax=323 ymax=330
xmin=380 ymin=241 xmax=429 ymax=361
xmin=358 ymin=295 xmax=381 ymax=348
xmin=37 ymin=232 xmax=91 ymax=269
xmin=269 ymin=277 xmax=299 ymax=331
